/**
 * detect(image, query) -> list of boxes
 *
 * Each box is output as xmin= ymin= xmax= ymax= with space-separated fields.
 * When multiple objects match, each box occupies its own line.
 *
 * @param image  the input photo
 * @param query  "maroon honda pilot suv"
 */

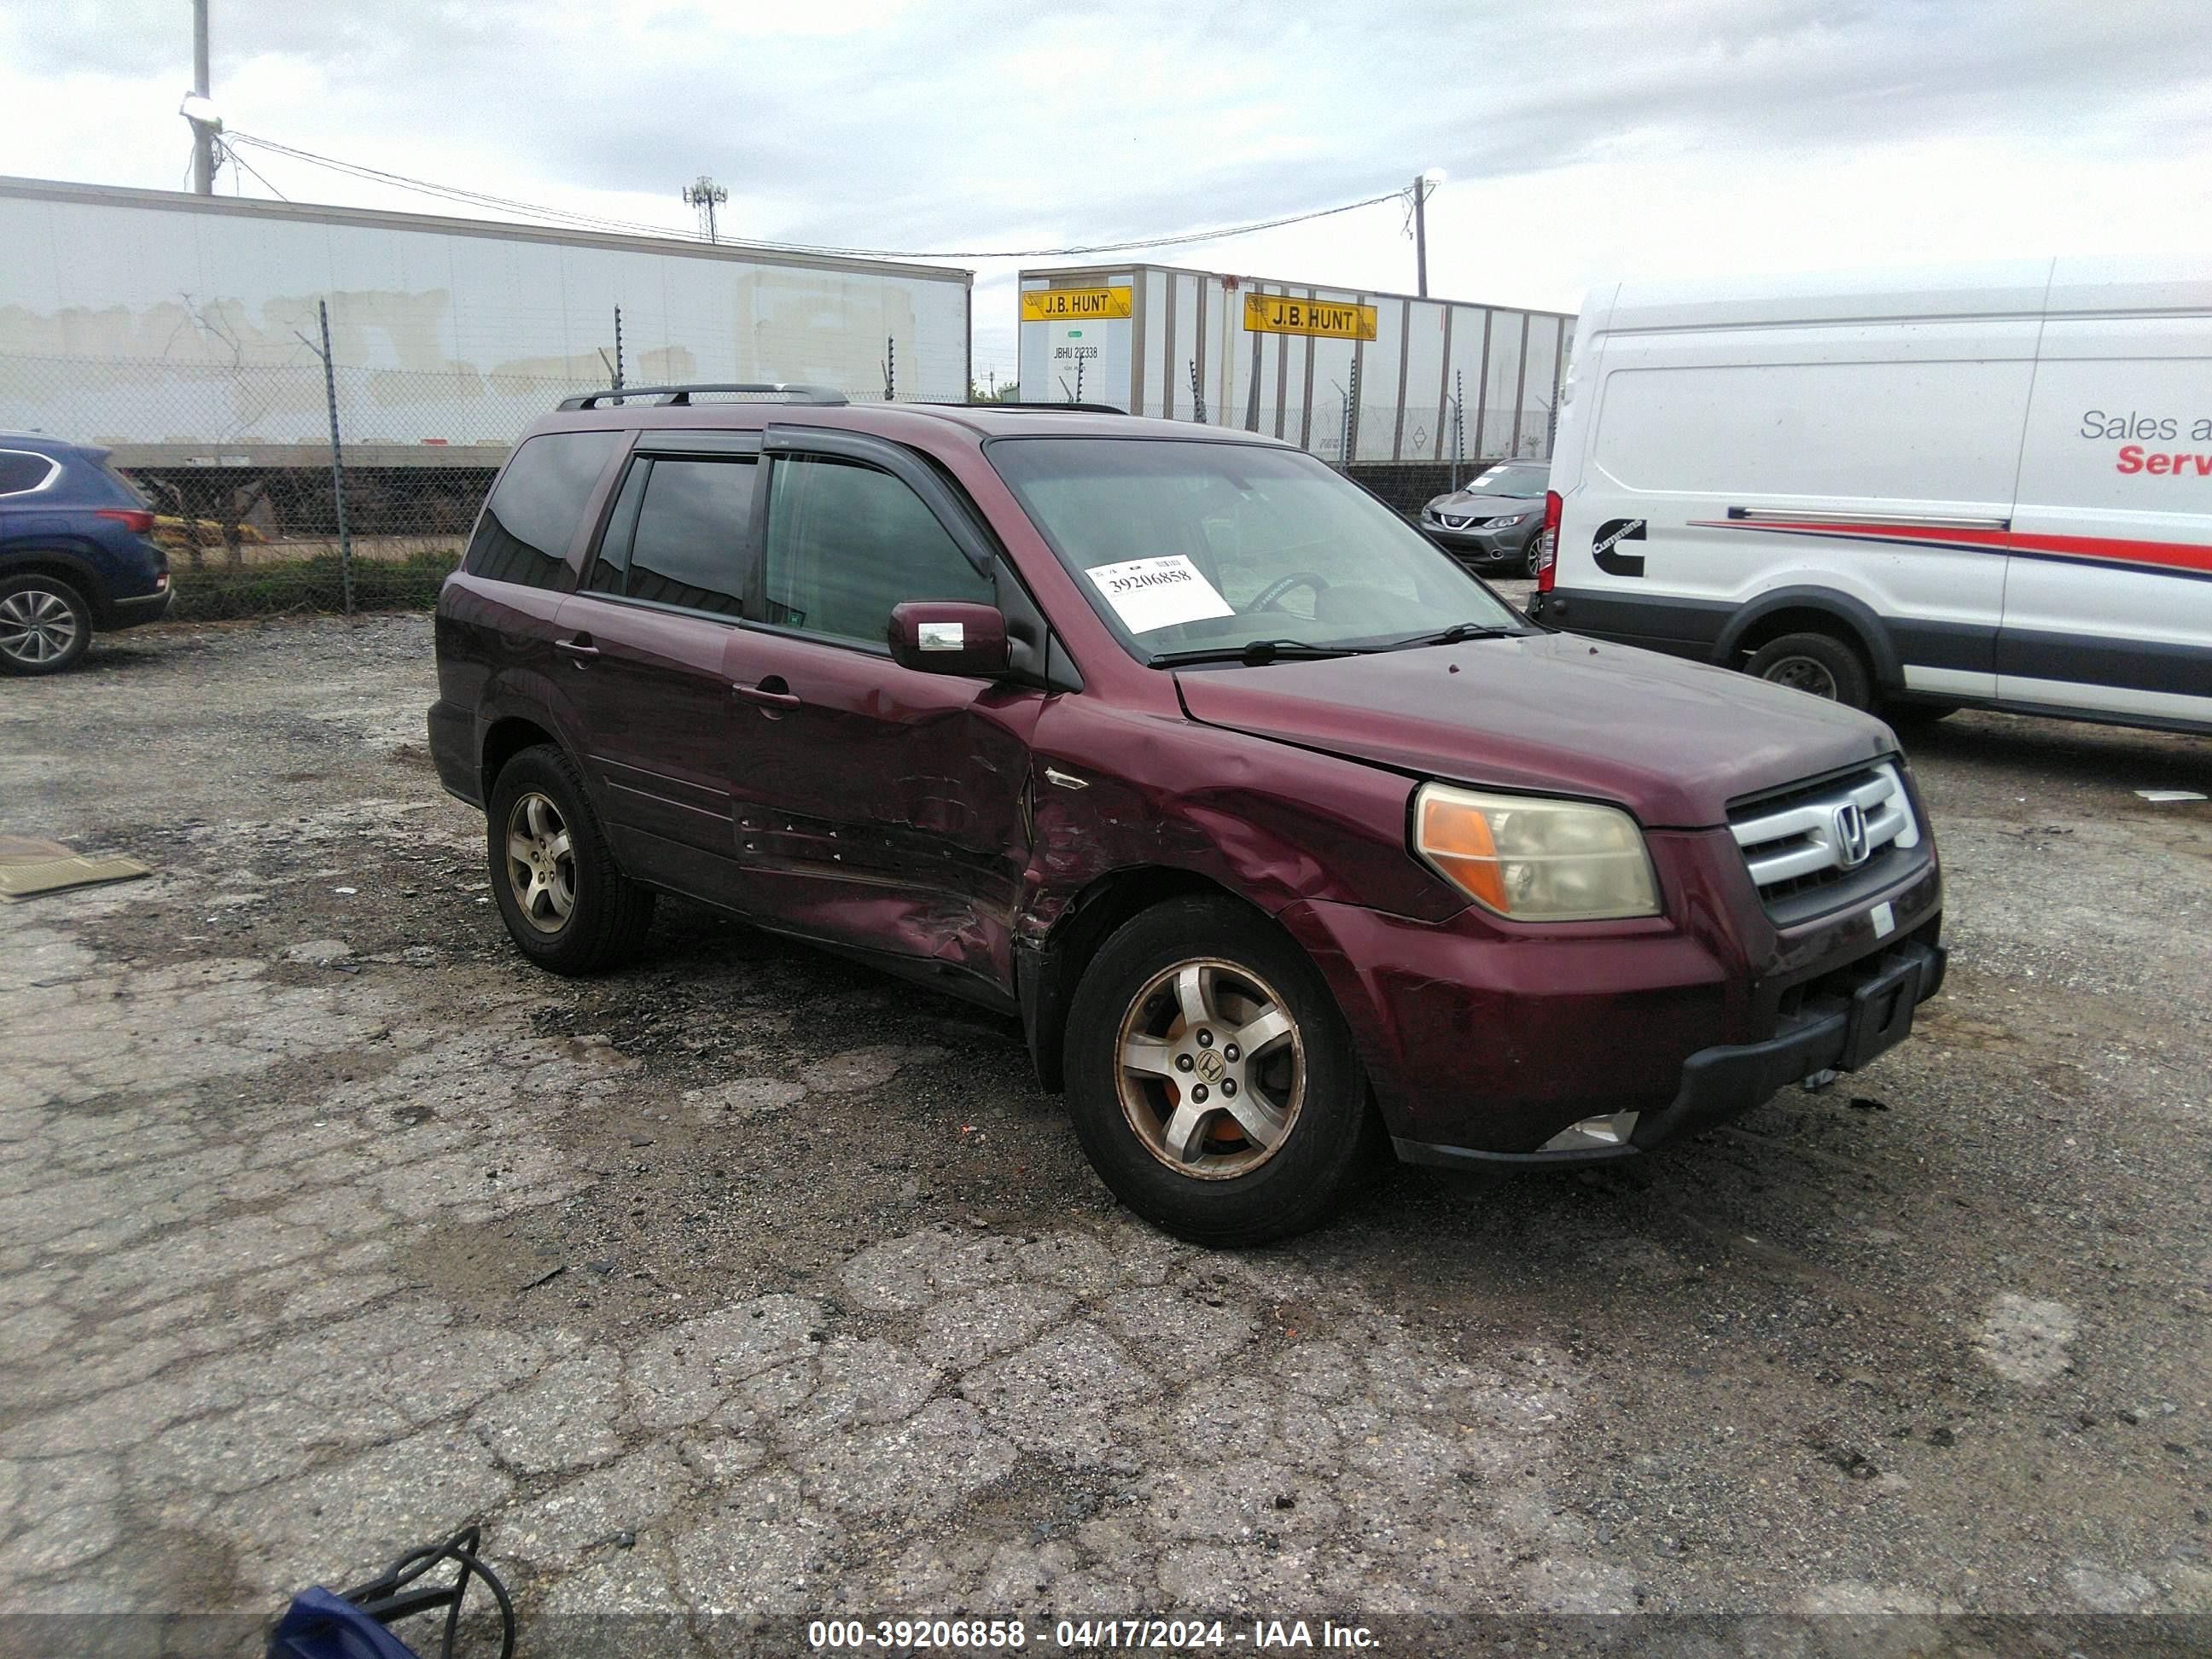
xmin=429 ymin=385 xmax=1945 ymax=1245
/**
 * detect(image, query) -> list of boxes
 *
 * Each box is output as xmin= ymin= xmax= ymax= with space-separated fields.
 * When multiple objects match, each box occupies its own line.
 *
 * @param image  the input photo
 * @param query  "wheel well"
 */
xmin=1023 ymin=866 xmax=1264 ymax=1094
xmin=1730 ymin=606 xmax=1873 ymax=669
xmin=480 ymin=715 xmax=557 ymax=800
xmin=0 ymin=558 xmax=94 ymax=601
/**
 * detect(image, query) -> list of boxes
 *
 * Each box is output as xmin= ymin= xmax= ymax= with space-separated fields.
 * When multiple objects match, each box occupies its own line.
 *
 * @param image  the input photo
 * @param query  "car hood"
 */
xmin=1431 ymin=491 xmax=1539 ymax=515
xmin=1174 ymin=633 xmax=1894 ymax=829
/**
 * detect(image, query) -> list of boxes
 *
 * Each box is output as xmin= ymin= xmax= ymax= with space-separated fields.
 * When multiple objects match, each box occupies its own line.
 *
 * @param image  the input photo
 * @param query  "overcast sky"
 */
xmin=7 ymin=0 xmax=2212 ymax=382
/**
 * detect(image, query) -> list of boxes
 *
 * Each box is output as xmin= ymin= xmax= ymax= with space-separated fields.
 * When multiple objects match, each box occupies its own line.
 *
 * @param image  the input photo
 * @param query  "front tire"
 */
xmin=486 ymin=744 xmax=655 ymax=975
xmin=1062 ymin=897 xmax=1373 ymax=1246
xmin=1744 ymin=631 xmax=1873 ymax=711
xmin=0 ymin=574 xmax=92 ymax=676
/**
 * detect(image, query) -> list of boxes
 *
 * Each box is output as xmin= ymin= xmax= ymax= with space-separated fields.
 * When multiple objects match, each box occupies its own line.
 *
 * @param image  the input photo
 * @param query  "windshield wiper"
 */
xmin=1377 ymin=621 xmax=1524 ymax=650
xmin=1150 ymin=637 xmax=1367 ymax=667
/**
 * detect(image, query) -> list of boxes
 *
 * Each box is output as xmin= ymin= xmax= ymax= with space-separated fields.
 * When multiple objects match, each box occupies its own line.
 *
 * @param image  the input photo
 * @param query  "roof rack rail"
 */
xmin=557 ymin=382 xmax=847 ymax=410
xmin=935 ymin=400 xmax=1128 ymax=415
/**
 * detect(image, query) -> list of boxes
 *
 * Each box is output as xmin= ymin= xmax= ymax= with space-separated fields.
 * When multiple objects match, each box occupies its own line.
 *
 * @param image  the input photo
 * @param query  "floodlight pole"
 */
xmin=1412 ymin=174 xmax=1429 ymax=298
xmin=191 ymin=0 xmax=213 ymax=195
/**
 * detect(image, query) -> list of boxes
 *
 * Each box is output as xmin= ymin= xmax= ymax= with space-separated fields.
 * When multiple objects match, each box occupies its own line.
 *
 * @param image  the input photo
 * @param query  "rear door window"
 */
xmin=761 ymin=456 xmax=992 ymax=646
xmin=463 ymin=430 xmax=622 ymax=589
xmin=585 ymin=457 xmax=756 ymax=617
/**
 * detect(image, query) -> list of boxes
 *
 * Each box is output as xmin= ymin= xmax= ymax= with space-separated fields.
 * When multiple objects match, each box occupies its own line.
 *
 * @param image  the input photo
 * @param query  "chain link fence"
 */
xmin=0 ymin=319 xmax=965 ymax=621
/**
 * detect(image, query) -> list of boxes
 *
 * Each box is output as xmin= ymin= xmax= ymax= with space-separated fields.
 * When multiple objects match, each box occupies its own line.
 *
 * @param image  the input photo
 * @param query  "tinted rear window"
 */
xmin=627 ymin=459 xmax=756 ymax=615
xmin=464 ymin=431 xmax=622 ymax=589
xmin=0 ymin=451 xmax=56 ymax=496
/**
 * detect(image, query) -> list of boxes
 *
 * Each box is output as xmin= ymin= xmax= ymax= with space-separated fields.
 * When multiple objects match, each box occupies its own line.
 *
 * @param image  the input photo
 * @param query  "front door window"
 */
xmin=760 ymin=455 xmax=992 ymax=645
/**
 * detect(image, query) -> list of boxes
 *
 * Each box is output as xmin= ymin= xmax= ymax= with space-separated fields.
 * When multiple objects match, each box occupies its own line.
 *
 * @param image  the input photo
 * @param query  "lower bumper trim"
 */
xmin=1394 ymin=1134 xmax=1639 ymax=1170
xmin=107 ymin=588 xmax=175 ymax=628
xmin=1394 ymin=939 xmax=1946 ymax=1170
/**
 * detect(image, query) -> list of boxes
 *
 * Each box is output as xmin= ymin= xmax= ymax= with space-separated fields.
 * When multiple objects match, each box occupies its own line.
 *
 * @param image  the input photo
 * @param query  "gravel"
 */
xmin=0 ymin=612 xmax=2206 ymax=1637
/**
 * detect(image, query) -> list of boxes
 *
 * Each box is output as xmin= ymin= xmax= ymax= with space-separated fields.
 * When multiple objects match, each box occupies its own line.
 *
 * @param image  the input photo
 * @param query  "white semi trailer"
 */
xmin=1016 ymin=262 xmax=1572 ymax=466
xmin=0 ymin=176 xmax=971 ymax=532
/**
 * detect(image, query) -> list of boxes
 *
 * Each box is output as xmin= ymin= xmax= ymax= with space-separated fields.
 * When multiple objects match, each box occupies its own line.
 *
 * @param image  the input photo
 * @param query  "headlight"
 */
xmin=1485 ymin=512 xmax=1532 ymax=527
xmin=1412 ymin=783 xmax=1660 ymax=921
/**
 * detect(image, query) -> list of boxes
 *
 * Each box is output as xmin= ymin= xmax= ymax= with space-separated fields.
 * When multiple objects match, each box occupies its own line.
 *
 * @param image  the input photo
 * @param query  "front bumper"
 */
xmin=1420 ymin=518 xmax=1534 ymax=561
xmin=1277 ymin=830 xmax=1944 ymax=1161
xmin=1394 ymin=936 xmax=1945 ymax=1167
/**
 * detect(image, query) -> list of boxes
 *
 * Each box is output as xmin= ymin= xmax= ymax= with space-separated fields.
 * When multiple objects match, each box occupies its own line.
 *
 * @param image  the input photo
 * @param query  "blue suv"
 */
xmin=0 ymin=434 xmax=172 ymax=675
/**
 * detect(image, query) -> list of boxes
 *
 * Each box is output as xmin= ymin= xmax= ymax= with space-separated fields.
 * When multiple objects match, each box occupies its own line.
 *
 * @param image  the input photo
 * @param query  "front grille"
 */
xmin=1728 ymin=761 xmax=1922 ymax=921
xmin=1440 ymin=514 xmax=1470 ymax=528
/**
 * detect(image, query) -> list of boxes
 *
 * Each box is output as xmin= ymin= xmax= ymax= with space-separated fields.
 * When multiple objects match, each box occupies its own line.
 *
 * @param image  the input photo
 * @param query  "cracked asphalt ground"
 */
xmin=2 ymin=610 xmax=2209 ymax=1653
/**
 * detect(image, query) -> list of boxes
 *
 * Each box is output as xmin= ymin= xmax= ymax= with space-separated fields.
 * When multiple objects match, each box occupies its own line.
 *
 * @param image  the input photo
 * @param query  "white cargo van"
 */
xmin=1528 ymin=260 xmax=2212 ymax=734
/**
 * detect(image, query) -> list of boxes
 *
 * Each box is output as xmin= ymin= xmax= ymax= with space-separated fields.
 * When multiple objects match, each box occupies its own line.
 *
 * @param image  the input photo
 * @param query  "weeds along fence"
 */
xmin=0 ymin=317 xmax=964 ymax=620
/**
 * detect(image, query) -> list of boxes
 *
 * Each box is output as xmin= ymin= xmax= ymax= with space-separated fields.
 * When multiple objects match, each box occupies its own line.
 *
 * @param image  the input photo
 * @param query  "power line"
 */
xmin=224 ymin=133 xmax=679 ymax=241
xmin=221 ymin=130 xmax=1413 ymax=263
xmin=218 ymin=139 xmax=288 ymax=202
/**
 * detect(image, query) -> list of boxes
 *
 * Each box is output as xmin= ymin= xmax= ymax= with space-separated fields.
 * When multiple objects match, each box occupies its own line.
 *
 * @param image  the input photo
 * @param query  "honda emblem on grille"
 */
xmin=1832 ymin=801 xmax=1871 ymax=868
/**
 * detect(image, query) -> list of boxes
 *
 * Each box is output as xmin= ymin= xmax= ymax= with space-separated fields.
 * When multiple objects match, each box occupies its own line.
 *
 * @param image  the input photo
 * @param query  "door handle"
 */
xmin=554 ymin=636 xmax=600 ymax=661
xmin=731 ymin=677 xmax=800 ymax=710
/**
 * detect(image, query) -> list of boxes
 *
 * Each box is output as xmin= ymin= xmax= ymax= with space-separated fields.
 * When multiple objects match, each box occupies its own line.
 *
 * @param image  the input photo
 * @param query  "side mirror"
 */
xmin=888 ymin=602 xmax=1010 ymax=677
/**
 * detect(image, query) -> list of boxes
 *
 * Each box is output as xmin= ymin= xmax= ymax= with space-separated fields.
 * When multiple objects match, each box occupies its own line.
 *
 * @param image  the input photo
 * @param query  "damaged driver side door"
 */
xmin=719 ymin=428 xmax=1045 ymax=1006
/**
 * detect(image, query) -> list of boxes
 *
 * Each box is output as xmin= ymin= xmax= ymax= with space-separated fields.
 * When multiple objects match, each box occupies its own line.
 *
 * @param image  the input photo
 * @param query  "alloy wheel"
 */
xmin=1115 ymin=957 xmax=1306 ymax=1179
xmin=504 ymin=791 xmax=576 ymax=933
xmin=0 ymin=588 xmax=80 ymax=668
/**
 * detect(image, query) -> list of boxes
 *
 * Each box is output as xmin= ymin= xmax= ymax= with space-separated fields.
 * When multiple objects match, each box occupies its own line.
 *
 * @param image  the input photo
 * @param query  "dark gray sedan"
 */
xmin=1417 ymin=462 xmax=1550 ymax=575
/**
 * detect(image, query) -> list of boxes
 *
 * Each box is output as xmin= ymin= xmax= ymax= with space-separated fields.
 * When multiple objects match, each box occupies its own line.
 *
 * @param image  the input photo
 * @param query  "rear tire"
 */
xmin=486 ymin=744 xmax=655 ymax=975
xmin=1745 ymin=631 xmax=1872 ymax=711
xmin=1062 ymin=896 xmax=1374 ymax=1246
xmin=0 ymin=574 xmax=92 ymax=677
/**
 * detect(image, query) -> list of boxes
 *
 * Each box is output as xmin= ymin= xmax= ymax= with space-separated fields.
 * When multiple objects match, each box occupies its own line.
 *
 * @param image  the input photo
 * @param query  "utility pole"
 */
xmin=189 ymin=0 xmax=214 ymax=195
xmin=1412 ymin=181 xmax=1428 ymax=299
xmin=1412 ymin=167 xmax=1446 ymax=298
xmin=683 ymin=176 xmax=728 ymax=242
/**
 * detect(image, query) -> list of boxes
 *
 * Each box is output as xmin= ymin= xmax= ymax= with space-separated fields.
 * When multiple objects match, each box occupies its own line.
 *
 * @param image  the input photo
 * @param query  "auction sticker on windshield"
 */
xmin=1086 ymin=555 xmax=1237 ymax=634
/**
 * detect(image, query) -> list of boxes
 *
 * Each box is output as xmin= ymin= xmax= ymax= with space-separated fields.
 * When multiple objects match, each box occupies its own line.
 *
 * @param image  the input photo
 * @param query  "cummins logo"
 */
xmin=1592 ymin=518 xmax=1647 ymax=577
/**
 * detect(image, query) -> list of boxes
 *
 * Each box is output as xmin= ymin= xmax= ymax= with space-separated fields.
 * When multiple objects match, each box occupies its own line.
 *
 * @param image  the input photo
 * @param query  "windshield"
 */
xmin=1463 ymin=464 xmax=1548 ymax=498
xmin=987 ymin=437 xmax=1524 ymax=662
